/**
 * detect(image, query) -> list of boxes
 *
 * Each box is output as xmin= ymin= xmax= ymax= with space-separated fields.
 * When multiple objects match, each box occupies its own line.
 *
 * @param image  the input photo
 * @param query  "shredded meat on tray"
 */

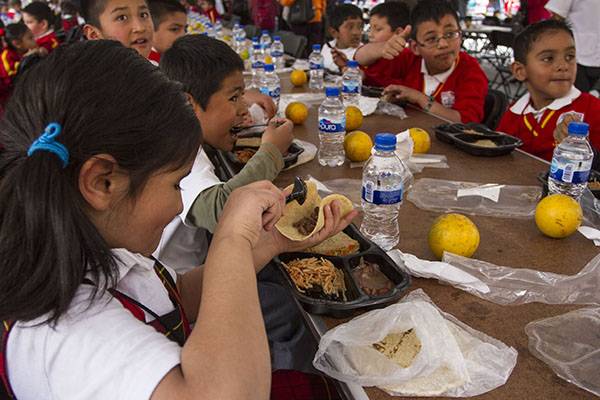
xmin=293 ymin=207 xmax=319 ymax=235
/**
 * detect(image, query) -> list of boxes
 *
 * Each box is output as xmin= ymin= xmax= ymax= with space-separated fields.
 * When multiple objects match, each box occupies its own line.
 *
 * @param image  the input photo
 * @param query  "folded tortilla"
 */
xmin=276 ymin=181 xmax=354 ymax=241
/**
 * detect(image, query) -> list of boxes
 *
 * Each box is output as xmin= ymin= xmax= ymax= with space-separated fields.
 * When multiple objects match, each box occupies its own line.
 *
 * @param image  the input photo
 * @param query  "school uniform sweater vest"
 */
xmin=497 ymin=93 xmax=600 ymax=161
xmin=361 ymin=49 xmax=488 ymax=123
xmin=36 ymin=31 xmax=59 ymax=53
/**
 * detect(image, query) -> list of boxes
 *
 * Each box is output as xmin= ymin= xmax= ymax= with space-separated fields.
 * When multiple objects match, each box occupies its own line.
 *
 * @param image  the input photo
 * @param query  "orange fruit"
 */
xmin=290 ymin=69 xmax=307 ymax=87
xmin=345 ymin=106 xmax=363 ymax=131
xmin=535 ymin=194 xmax=582 ymax=238
xmin=344 ymin=131 xmax=373 ymax=162
xmin=409 ymin=127 xmax=431 ymax=154
xmin=428 ymin=213 xmax=480 ymax=260
xmin=285 ymin=102 xmax=309 ymax=125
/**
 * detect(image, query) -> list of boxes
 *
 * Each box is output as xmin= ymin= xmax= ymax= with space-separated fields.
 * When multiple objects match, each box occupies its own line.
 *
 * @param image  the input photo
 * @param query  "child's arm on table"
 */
xmin=383 ymin=84 xmax=462 ymax=122
xmin=188 ymin=119 xmax=294 ymax=232
xmin=354 ymin=26 xmax=411 ymax=66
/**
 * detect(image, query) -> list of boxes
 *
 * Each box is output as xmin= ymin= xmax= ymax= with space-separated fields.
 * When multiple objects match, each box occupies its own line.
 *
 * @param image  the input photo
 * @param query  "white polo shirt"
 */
xmin=321 ymin=40 xmax=361 ymax=73
xmin=545 ymin=0 xmax=600 ymax=67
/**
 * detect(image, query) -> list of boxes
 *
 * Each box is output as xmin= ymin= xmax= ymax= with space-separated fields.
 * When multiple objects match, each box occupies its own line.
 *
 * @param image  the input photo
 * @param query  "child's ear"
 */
xmin=409 ymin=39 xmax=420 ymax=56
xmin=82 ymin=24 xmax=103 ymax=40
xmin=328 ymin=27 xmax=338 ymax=39
xmin=185 ymin=92 xmax=205 ymax=117
xmin=78 ymin=154 xmax=129 ymax=212
xmin=512 ymin=61 xmax=527 ymax=82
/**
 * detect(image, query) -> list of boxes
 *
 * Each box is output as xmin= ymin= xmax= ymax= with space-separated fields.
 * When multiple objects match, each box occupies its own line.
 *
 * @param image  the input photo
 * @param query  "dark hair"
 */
xmin=8 ymin=0 xmax=20 ymax=8
xmin=148 ymin=0 xmax=186 ymax=30
xmin=22 ymin=1 xmax=55 ymax=25
xmin=513 ymin=19 xmax=574 ymax=64
xmin=409 ymin=0 xmax=460 ymax=39
xmin=0 ymin=40 xmax=201 ymax=324
xmin=61 ymin=0 xmax=79 ymax=16
xmin=161 ymin=34 xmax=244 ymax=109
xmin=3 ymin=22 xmax=28 ymax=51
xmin=369 ymin=2 xmax=409 ymax=31
xmin=328 ymin=3 xmax=362 ymax=31
xmin=80 ymin=0 xmax=108 ymax=27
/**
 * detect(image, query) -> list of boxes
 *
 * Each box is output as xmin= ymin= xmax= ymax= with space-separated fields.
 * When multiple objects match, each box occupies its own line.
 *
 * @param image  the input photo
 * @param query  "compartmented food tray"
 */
xmin=273 ymin=224 xmax=411 ymax=318
xmin=435 ymin=122 xmax=523 ymax=156
xmin=215 ymin=142 xmax=305 ymax=180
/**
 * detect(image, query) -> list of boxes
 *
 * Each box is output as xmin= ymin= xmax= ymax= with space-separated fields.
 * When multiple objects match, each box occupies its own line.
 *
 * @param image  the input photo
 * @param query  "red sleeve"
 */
xmin=359 ymin=48 xmax=410 ymax=87
xmin=496 ymin=107 xmax=517 ymax=136
xmin=584 ymin=94 xmax=600 ymax=152
xmin=451 ymin=53 xmax=488 ymax=123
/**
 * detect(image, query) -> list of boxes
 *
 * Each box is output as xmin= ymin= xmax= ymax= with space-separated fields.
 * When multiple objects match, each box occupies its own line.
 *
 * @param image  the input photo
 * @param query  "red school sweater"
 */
xmin=36 ymin=30 xmax=59 ymax=53
xmin=0 ymin=47 xmax=21 ymax=110
xmin=360 ymin=49 xmax=488 ymax=123
xmin=496 ymin=92 xmax=600 ymax=161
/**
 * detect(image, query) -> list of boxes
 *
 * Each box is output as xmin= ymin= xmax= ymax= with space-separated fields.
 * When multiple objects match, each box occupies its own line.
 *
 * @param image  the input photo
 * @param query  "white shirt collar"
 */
xmin=35 ymin=29 xmax=54 ymax=40
xmin=87 ymin=249 xmax=155 ymax=286
xmin=420 ymin=58 xmax=456 ymax=83
xmin=510 ymin=86 xmax=581 ymax=115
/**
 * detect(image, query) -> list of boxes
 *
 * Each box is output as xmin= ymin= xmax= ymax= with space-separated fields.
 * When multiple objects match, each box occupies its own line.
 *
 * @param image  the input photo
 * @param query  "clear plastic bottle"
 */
xmin=214 ymin=20 xmax=224 ymax=40
xmin=260 ymin=30 xmax=272 ymax=50
xmin=271 ymin=35 xmax=285 ymax=70
xmin=250 ymin=43 xmax=265 ymax=88
xmin=258 ymin=63 xmax=281 ymax=108
xmin=548 ymin=121 xmax=594 ymax=200
xmin=318 ymin=87 xmax=345 ymax=166
xmin=308 ymin=44 xmax=324 ymax=92
xmin=205 ymin=22 xmax=214 ymax=38
xmin=360 ymin=133 xmax=411 ymax=250
xmin=341 ymin=60 xmax=362 ymax=106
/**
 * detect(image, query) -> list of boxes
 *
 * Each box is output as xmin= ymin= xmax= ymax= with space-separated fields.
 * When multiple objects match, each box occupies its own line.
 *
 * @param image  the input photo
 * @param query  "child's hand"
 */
xmin=553 ymin=113 xmax=584 ymax=145
xmin=261 ymin=117 xmax=294 ymax=155
xmin=331 ymin=48 xmax=349 ymax=71
xmin=244 ymin=89 xmax=277 ymax=119
xmin=383 ymin=84 xmax=426 ymax=106
xmin=381 ymin=25 xmax=412 ymax=60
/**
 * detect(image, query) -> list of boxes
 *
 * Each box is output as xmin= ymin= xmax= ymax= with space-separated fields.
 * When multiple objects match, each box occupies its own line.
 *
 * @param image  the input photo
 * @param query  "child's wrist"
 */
xmin=421 ymin=94 xmax=435 ymax=111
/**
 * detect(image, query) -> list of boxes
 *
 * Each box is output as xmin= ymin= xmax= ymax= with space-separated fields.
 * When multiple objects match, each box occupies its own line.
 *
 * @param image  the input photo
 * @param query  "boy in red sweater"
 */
xmin=148 ymin=0 xmax=187 ymax=63
xmin=354 ymin=0 xmax=488 ymax=123
xmin=22 ymin=2 xmax=59 ymax=53
xmin=497 ymin=19 xmax=600 ymax=163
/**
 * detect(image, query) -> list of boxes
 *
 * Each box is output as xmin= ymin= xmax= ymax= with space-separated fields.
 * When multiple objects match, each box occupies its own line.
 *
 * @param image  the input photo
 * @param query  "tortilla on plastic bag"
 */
xmin=276 ymin=181 xmax=354 ymax=241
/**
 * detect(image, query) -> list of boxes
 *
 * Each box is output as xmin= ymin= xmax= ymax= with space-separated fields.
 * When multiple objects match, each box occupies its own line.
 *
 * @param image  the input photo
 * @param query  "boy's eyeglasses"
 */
xmin=414 ymin=31 xmax=462 ymax=48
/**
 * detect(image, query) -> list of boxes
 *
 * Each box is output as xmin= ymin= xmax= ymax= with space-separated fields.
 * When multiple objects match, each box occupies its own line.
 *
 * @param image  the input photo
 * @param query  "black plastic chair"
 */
xmin=273 ymin=30 xmax=307 ymax=59
xmin=483 ymin=89 xmax=508 ymax=130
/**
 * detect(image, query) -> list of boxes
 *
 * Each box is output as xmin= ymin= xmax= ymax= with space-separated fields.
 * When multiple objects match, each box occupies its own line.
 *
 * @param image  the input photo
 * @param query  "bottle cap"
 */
xmin=252 ymin=36 xmax=259 ymax=42
xmin=273 ymin=36 xmax=281 ymax=41
xmin=264 ymin=63 xmax=274 ymax=72
xmin=346 ymin=60 xmax=358 ymax=68
xmin=568 ymin=121 xmax=589 ymax=136
xmin=253 ymin=43 xmax=260 ymax=49
xmin=262 ymin=30 xmax=269 ymax=34
xmin=374 ymin=133 xmax=397 ymax=151
xmin=312 ymin=44 xmax=321 ymax=51
xmin=325 ymin=87 xmax=340 ymax=97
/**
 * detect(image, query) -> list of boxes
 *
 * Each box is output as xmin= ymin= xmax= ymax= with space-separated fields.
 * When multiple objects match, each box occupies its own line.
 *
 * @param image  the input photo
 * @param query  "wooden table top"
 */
xmin=273 ymin=88 xmax=598 ymax=399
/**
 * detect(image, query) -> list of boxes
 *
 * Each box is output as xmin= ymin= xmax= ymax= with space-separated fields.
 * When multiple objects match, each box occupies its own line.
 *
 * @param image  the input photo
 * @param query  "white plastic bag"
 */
xmin=525 ymin=307 xmax=600 ymax=396
xmin=313 ymin=289 xmax=518 ymax=397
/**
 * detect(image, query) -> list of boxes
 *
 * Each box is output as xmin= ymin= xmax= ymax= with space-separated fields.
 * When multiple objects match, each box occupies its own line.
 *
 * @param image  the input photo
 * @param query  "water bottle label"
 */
xmin=549 ymin=158 xmax=592 ymax=184
xmin=342 ymin=82 xmax=359 ymax=94
xmin=319 ymin=117 xmax=345 ymax=133
xmin=310 ymin=62 xmax=322 ymax=70
xmin=362 ymin=181 xmax=403 ymax=205
xmin=251 ymin=61 xmax=265 ymax=69
xmin=259 ymin=86 xmax=281 ymax=99
xmin=271 ymin=51 xmax=283 ymax=57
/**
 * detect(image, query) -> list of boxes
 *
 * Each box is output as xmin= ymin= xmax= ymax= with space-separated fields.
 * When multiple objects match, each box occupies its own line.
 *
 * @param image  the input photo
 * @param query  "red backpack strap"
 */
xmin=1 ymin=320 xmax=16 ymax=399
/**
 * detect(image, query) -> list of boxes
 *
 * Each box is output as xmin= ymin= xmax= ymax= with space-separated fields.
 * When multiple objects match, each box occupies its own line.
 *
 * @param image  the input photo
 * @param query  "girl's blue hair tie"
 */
xmin=27 ymin=123 xmax=69 ymax=168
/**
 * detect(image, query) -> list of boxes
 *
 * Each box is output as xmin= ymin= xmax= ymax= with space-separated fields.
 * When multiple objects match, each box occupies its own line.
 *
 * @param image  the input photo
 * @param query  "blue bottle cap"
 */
xmin=374 ymin=133 xmax=397 ymax=151
xmin=325 ymin=87 xmax=340 ymax=97
xmin=312 ymin=44 xmax=321 ymax=51
xmin=262 ymin=30 xmax=269 ymax=34
xmin=264 ymin=63 xmax=274 ymax=72
xmin=252 ymin=36 xmax=259 ymax=42
xmin=253 ymin=43 xmax=261 ymax=49
xmin=568 ymin=121 xmax=589 ymax=136
xmin=346 ymin=60 xmax=358 ymax=68
xmin=273 ymin=36 xmax=281 ymax=41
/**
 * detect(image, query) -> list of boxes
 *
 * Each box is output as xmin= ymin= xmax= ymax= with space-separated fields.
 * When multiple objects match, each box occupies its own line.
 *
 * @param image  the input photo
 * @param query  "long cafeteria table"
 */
xmin=273 ymin=80 xmax=598 ymax=400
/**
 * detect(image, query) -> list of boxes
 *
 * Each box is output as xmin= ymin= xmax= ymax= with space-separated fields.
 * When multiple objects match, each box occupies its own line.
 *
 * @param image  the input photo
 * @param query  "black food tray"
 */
xmin=361 ymin=85 xmax=384 ymax=98
xmin=538 ymin=170 xmax=600 ymax=199
xmin=215 ymin=142 xmax=305 ymax=180
xmin=273 ymin=223 xmax=411 ymax=318
xmin=435 ymin=122 xmax=523 ymax=156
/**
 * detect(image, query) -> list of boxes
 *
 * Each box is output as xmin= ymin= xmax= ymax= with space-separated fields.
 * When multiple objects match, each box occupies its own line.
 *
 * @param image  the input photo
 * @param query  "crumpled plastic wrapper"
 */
xmin=525 ymin=307 xmax=600 ymax=396
xmin=313 ymin=289 xmax=517 ymax=397
xmin=375 ymin=100 xmax=408 ymax=119
xmin=407 ymin=178 xmax=542 ymax=219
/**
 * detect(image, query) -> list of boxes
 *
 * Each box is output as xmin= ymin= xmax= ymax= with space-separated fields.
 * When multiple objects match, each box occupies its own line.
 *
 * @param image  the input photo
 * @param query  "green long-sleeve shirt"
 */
xmin=187 ymin=143 xmax=284 ymax=233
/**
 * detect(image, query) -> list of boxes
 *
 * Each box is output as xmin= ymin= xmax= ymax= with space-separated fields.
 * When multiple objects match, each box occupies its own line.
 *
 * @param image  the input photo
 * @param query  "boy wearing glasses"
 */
xmin=355 ymin=0 xmax=488 ymax=123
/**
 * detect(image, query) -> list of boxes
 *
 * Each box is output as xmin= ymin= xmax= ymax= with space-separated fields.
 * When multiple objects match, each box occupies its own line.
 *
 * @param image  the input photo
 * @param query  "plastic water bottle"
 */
xmin=214 ymin=21 xmax=224 ymax=40
xmin=360 ymin=133 xmax=411 ymax=250
xmin=205 ymin=23 xmax=214 ymax=38
xmin=318 ymin=87 xmax=345 ymax=166
xmin=309 ymin=44 xmax=324 ymax=92
xmin=258 ymin=64 xmax=281 ymax=108
xmin=260 ymin=30 xmax=272 ymax=50
xmin=271 ymin=36 xmax=285 ymax=70
xmin=342 ymin=60 xmax=362 ymax=106
xmin=250 ymin=43 xmax=264 ymax=88
xmin=548 ymin=122 xmax=594 ymax=200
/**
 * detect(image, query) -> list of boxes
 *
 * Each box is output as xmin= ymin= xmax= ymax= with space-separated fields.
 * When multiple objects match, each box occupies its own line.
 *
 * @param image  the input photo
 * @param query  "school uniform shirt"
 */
xmin=0 ymin=47 xmax=20 ymax=108
xmin=496 ymin=86 xmax=600 ymax=161
xmin=360 ymin=48 xmax=488 ymax=123
xmin=545 ymin=0 xmax=600 ymax=68
xmin=321 ymin=39 xmax=361 ymax=74
xmin=148 ymin=48 xmax=161 ymax=64
xmin=7 ymin=249 xmax=182 ymax=400
xmin=35 ymin=30 xmax=59 ymax=53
